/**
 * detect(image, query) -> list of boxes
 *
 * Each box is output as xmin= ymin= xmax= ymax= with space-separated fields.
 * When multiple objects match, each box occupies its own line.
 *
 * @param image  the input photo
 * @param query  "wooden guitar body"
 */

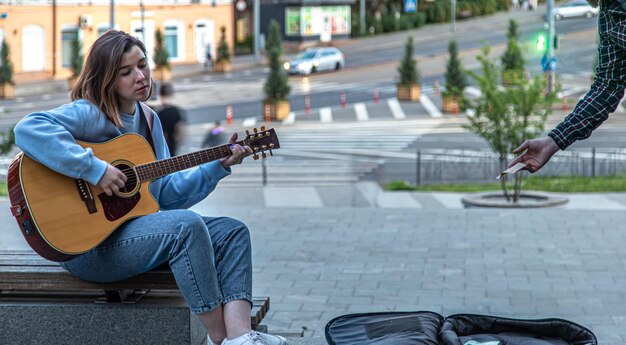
xmin=8 ymin=134 xmax=159 ymax=261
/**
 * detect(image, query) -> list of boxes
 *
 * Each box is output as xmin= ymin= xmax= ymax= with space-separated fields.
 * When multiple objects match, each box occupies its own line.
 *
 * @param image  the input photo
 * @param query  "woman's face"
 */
xmin=115 ymin=45 xmax=151 ymax=114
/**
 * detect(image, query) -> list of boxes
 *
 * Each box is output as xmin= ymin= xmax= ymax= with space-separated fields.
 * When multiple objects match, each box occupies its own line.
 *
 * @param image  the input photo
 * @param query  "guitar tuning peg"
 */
xmin=261 ymin=125 xmax=266 ymax=131
xmin=253 ymin=128 xmax=258 ymax=134
xmin=253 ymin=154 xmax=259 ymax=160
xmin=245 ymin=129 xmax=250 ymax=136
xmin=269 ymin=149 xmax=273 ymax=156
xmin=269 ymin=143 xmax=274 ymax=148
xmin=262 ymin=152 xmax=267 ymax=159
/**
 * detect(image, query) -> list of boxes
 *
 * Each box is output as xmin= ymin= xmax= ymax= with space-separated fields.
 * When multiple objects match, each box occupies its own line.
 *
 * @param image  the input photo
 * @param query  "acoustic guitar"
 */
xmin=7 ymin=127 xmax=279 ymax=262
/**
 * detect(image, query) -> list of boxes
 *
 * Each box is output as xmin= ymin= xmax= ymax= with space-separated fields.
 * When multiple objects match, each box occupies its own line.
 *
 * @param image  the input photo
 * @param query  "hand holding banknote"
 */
xmin=507 ymin=136 xmax=560 ymax=174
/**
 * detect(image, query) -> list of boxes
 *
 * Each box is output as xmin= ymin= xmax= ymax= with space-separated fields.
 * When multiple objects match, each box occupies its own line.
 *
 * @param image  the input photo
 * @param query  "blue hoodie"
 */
xmin=14 ymin=99 xmax=230 ymax=210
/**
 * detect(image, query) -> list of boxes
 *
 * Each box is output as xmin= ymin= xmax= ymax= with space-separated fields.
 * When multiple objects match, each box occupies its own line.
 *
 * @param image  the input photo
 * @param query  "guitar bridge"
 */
xmin=75 ymin=179 xmax=97 ymax=214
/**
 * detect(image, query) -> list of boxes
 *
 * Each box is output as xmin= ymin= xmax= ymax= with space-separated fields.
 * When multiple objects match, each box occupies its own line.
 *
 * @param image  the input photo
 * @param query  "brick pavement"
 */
xmin=1 ymin=190 xmax=626 ymax=344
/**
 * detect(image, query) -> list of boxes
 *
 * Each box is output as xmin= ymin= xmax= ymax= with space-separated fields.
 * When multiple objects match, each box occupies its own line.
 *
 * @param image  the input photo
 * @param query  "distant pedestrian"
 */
xmin=204 ymin=45 xmax=213 ymax=71
xmin=203 ymin=121 xmax=228 ymax=148
xmin=512 ymin=0 xmax=520 ymax=10
xmin=157 ymin=82 xmax=186 ymax=156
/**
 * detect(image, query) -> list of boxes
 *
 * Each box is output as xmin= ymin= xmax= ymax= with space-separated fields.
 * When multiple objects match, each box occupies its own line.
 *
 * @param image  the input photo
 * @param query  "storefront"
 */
xmin=261 ymin=0 xmax=354 ymax=51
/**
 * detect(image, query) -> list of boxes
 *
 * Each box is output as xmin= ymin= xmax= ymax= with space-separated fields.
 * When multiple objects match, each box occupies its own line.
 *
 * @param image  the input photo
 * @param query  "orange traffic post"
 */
xmin=264 ymin=104 xmax=271 ymax=123
xmin=434 ymin=79 xmax=440 ymax=96
xmin=562 ymin=96 xmax=567 ymax=112
xmin=305 ymin=95 xmax=310 ymax=114
xmin=340 ymin=92 xmax=346 ymax=109
xmin=373 ymin=88 xmax=379 ymax=104
xmin=226 ymin=105 xmax=233 ymax=125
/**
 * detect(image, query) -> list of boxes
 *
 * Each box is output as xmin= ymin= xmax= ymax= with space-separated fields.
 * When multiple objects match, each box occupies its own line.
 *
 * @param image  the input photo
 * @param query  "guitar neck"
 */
xmin=135 ymin=141 xmax=243 ymax=182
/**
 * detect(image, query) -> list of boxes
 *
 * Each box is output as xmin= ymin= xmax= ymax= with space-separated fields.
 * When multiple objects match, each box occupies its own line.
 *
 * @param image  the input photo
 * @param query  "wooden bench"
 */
xmin=0 ymin=250 xmax=270 ymax=331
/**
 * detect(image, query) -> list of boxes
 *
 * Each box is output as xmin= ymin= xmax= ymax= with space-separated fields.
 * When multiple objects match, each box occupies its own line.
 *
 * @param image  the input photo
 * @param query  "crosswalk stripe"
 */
xmin=354 ymin=103 xmax=369 ymax=121
xmin=387 ymin=98 xmax=406 ymax=119
xmin=420 ymin=94 xmax=443 ymax=118
xmin=319 ymin=107 xmax=333 ymax=123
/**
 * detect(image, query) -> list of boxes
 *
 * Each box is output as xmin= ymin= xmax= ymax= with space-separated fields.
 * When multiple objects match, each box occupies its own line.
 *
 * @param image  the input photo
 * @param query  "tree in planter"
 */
xmin=263 ymin=36 xmax=291 ymax=119
xmin=464 ymin=46 xmax=555 ymax=203
xmin=70 ymin=36 xmax=84 ymax=79
xmin=153 ymin=29 xmax=170 ymax=81
xmin=216 ymin=26 xmax=231 ymax=64
xmin=265 ymin=20 xmax=281 ymax=61
xmin=396 ymin=36 xmax=421 ymax=101
xmin=0 ymin=40 xmax=14 ymax=98
xmin=442 ymin=39 xmax=468 ymax=112
xmin=154 ymin=29 xmax=170 ymax=69
xmin=501 ymin=20 xmax=525 ymax=85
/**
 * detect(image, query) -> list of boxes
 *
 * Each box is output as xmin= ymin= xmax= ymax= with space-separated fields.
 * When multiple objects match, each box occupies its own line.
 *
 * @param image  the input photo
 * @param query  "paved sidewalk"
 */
xmin=1 ymin=184 xmax=626 ymax=344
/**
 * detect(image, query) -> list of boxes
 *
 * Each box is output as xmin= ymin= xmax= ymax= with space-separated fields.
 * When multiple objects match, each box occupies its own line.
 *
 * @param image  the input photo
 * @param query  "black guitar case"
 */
xmin=325 ymin=311 xmax=597 ymax=345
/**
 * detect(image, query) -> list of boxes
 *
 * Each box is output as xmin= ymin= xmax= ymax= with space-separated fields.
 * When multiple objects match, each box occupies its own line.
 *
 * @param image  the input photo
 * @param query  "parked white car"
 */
xmin=284 ymin=47 xmax=345 ymax=75
xmin=552 ymin=0 xmax=598 ymax=20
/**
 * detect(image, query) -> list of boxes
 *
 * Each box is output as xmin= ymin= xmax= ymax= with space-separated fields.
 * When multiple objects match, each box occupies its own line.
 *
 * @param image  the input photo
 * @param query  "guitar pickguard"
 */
xmin=98 ymin=192 xmax=141 ymax=221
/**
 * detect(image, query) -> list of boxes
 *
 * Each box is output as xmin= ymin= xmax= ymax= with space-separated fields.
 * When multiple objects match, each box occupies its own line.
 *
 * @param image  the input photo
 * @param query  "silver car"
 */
xmin=553 ymin=0 xmax=598 ymax=20
xmin=284 ymin=47 xmax=345 ymax=75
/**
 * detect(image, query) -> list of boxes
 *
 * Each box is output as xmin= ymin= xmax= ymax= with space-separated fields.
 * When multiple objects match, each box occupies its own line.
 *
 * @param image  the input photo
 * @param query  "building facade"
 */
xmin=0 ymin=0 xmax=234 ymax=84
xmin=260 ymin=0 xmax=354 ymax=51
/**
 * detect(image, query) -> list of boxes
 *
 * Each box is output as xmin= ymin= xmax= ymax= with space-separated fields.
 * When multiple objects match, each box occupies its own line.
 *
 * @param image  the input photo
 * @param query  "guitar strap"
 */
xmin=137 ymin=101 xmax=157 ymax=155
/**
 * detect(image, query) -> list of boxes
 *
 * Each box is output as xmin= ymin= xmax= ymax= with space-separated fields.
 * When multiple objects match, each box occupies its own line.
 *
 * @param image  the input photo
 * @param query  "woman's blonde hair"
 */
xmin=70 ymin=30 xmax=153 ymax=127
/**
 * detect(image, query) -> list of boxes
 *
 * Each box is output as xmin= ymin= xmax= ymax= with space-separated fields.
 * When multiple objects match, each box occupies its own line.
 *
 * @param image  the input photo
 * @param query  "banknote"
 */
xmin=496 ymin=162 xmax=527 ymax=180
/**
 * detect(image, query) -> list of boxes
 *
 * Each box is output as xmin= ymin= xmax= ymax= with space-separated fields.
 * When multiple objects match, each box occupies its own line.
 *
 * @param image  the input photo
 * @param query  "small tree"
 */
xmin=464 ymin=46 xmax=555 ymax=202
xmin=0 ymin=40 xmax=14 ymax=85
xmin=153 ymin=29 xmax=170 ymax=70
xmin=263 ymin=45 xmax=290 ymax=102
xmin=70 ymin=36 xmax=83 ymax=78
xmin=501 ymin=20 xmax=525 ymax=84
xmin=265 ymin=20 xmax=282 ymax=60
xmin=216 ymin=26 xmax=231 ymax=63
xmin=397 ymin=36 xmax=420 ymax=85
xmin=443 ymin=39 xmax=468 ymax=100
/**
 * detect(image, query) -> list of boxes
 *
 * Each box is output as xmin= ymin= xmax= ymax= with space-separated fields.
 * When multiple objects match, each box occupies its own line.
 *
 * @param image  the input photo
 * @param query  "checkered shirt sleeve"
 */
xmin=549 ymin=0 xmax=626 ymax=149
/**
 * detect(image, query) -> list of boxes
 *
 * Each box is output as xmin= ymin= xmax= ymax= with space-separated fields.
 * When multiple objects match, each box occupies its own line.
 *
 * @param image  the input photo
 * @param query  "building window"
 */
xmin=61 ymin=29 xmax=79 ymax=68
xmin=164 ymin=25 xmax=178 ymax=59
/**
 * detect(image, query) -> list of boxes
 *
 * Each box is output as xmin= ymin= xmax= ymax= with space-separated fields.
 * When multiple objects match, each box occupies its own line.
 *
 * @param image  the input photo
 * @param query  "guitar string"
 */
xmin=114 ymin=146 xmax=234 ymax=184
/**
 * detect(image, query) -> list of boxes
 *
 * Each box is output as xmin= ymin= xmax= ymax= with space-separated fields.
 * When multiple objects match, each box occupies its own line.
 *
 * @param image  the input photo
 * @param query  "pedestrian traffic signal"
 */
xmin=536 ymin=34 xmax=547 ymax=51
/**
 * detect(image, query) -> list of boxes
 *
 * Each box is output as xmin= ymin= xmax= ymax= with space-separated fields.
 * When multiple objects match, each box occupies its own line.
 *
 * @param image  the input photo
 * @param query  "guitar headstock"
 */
xmin=243 ymin=126 xmax=280 ymax=160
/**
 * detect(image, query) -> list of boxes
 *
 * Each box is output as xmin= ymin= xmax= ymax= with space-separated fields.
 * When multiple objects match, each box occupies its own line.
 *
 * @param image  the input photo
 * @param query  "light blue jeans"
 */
xmin=60 ymin=209 xmax=253 ymax=314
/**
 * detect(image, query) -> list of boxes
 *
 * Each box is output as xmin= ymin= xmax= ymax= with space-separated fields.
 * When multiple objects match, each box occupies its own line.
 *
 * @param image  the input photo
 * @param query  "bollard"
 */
xmin=434 ymin=79 xmax=440 ymax=96
xmin=305 ymin=95 xmax=310 ymax=114
xmin=226 ymin=105 xmax=233 ymax=125
xmin=562 ymin=96 xmax=567 ymax=112
xmin=264 ymin=104 xmax=271 ymax=123
xmin=340 ymin=92 xmax=346 ymax=109
xmin=374 ymin=88 xmax=379 ymax=104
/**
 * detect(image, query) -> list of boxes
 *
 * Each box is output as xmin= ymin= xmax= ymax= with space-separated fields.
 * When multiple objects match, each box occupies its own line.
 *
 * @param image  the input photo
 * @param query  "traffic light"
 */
xmin=536 ymin=33 xmax=547 ymax=52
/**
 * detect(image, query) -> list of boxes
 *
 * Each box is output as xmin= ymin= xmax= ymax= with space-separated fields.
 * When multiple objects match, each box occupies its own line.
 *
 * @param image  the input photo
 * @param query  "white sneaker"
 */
xmin=221 ymin=331 xmax=289 ymax=345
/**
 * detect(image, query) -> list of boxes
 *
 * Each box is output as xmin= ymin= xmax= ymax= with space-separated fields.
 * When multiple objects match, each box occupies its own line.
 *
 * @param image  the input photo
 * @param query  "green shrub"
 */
xmin=0 ymin=41 xmax=14 ymax=85
xmin=153 ymin=29 xmax=170 ymax=70
xmin=216 ymin=26 xmax=231 ymax=63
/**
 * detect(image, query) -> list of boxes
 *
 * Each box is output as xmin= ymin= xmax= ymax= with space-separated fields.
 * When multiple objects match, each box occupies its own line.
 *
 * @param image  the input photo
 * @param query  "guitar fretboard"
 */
xmin=135 ymin=141 xmax=244 ymax=182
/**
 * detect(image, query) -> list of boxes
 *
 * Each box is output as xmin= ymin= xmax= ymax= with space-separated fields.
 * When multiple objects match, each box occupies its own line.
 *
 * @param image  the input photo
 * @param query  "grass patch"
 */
xmin=386 ymin=175 xmax=626 ymax=193
xmin=0 ymin=181 xmax=6 ymax=196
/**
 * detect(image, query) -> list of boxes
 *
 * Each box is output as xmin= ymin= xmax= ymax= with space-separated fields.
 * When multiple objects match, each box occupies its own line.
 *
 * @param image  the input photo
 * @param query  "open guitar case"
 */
xmin=324 ymin=311 xmax=597 ymax=345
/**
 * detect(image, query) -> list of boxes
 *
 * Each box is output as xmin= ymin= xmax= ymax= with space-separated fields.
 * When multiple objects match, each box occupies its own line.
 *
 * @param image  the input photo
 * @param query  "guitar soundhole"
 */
xmin=112 ymin=161 xmax=140 ymax=197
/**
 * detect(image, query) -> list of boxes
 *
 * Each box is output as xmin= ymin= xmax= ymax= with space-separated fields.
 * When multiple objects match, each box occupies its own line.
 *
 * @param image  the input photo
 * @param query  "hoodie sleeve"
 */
xmin=144 ymin=108 xmax=231 ymax=210
xmin=13 ymin=102 xmax=109 ymax=186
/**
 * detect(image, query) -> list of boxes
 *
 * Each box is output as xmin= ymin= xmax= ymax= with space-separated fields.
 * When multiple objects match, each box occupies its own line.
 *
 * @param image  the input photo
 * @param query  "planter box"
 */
xmin=263 ymin=100 xmax=291 ymax=121
xmin=0 ymin=83 xmax=15 ymax=99
xmin=396 ymin=84 xmax=421 ymax=102
xmin=152 ymin=68 xmax=172 ymax=82
xmin=213 ymin=61 xmax=232 ymax=73
xmin=442 ymin=95 xmax=460 ymax=114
